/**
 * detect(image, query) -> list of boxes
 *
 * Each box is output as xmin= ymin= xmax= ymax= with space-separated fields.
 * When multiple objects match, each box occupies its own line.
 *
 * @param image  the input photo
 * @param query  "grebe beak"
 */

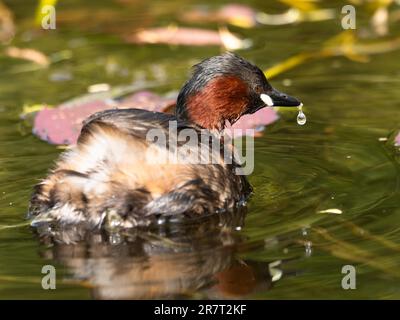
xmin=261 ymin=88 xmax=302 ymax=107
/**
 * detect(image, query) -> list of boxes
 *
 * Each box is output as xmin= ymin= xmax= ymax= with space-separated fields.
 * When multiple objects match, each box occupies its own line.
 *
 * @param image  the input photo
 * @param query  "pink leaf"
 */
xmin=395 ymin=131 xmax=400 ymax=147
xmin=33 ymin=91 xmax=278 ymax=145
xmin=229 ymin=108 xmax=279 ymax=138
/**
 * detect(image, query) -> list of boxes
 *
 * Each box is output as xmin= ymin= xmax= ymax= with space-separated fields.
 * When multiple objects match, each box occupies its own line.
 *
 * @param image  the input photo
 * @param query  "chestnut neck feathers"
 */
xmin=175 ymin=52 xmax=272 ymax=131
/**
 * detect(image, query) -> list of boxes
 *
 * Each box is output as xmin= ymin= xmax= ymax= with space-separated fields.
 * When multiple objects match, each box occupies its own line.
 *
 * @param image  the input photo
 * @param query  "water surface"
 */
xmin=0 ymin=0 xmax=399 ymax=299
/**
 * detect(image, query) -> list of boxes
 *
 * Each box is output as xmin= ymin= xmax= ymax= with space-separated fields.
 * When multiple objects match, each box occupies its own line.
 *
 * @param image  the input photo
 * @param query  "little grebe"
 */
xmin=29 ymin=52 xmax=301 ymax=228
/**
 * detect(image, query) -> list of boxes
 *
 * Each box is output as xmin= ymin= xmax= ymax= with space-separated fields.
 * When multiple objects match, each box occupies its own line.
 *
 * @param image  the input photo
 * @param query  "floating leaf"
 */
xmin=4 ymin=47 xmax=50 ymax=66
xmin=125 ymin=26 xmax=250 ymax=50
xmin=256 ymin=9 xmax=301 ymax=25
xmin=372 ymin=7 xmax=389 ymax=36
xmin=218 ymin=4 xmax=258 ymax=28
xmin=20 ymin=104 xmax=49 ymax=119
xmin=219 ymin=27 xmax=252 ymax=50
xmin=33 ymin=90 xmax=176 ymax=145
xmin=318 ymin=208 xmax=343 ymax=215
xmin=182 ymin=4 xmax=257 ymax=28
xmin=182 ymin=3 xmax=334 ymax=28
xmin=264 ymin=30 xmax=400 ymax=79
xmin=87 ymin=83 xmax=111 ymax=94
xmin=265 ymin=53 xmax=313 ymax=79
xmin=228 ymin=108 xmax=279 ymax=138
xmin=279 ymin=0 xmax=319 ymax=12
xmin=32 ymin=86 xmax=279 ymax=145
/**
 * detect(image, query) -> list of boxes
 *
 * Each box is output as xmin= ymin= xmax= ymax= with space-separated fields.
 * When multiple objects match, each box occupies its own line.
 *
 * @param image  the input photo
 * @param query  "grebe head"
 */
xmin=176 ymin=52 xmax=302 ymax=130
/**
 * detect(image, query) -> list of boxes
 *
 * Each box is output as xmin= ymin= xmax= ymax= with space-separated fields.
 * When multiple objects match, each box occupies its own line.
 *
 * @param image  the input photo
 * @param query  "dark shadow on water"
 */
xmin=32 ymin=208 xmax=288 ymax=299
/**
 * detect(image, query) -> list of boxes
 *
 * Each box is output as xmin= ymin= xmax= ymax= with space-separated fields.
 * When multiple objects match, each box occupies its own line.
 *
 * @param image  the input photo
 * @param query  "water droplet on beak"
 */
xmin=297 ymin=104 xmax=306 ymax=126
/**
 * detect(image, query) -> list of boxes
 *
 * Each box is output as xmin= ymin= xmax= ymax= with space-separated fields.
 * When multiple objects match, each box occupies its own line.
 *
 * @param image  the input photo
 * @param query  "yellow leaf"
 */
xmin=264 ymin=53 xmax=314 ymax=79
xmin=279 ymin=0 xmax=319 ymax=12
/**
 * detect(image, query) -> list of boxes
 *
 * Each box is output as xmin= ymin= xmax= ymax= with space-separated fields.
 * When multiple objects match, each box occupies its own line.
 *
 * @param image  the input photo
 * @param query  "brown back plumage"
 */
xmin=29 ymin=109 xmax=251 ymax=228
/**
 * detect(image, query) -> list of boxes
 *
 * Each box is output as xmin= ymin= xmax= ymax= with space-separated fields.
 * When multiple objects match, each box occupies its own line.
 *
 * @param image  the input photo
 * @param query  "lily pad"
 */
xmin=33 ymin=91 xmax=176 ymax=145
xmin=32 ymin=89 xmax=278 ymax=145
xmin=228 ymin=108 xmax=279 ymax=138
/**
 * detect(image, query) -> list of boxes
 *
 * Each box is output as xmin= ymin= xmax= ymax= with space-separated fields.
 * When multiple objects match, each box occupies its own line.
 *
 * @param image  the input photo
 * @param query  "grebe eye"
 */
xmin=254 ymin=85 xmax=263 ymax=94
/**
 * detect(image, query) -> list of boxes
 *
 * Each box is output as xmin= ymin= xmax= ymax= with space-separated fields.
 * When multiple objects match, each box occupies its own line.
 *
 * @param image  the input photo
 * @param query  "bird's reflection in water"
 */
xmin=34 ymin=208 xmax=276 ymax=299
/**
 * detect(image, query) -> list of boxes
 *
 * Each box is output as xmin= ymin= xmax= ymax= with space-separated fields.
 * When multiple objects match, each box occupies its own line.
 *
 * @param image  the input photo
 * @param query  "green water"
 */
xmin=0 ymin=0 xmax=399 ymax=299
